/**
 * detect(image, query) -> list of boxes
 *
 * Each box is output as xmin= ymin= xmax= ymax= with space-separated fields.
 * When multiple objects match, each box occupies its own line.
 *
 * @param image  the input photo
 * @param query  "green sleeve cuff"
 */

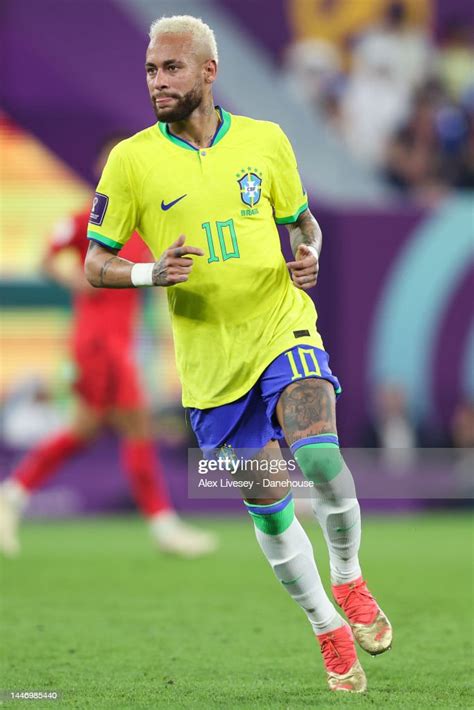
xmin=274 ymin=200 xmax=309 ymax=225
xmin=87 ymin=230 xmax=124 ymax=250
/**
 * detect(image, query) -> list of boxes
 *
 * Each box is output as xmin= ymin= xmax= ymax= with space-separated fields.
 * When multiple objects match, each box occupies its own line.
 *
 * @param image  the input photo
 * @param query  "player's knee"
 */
xmin=244 ymin=492 xmax=294 ymax=535
xmin=290 ymin=434 xmax=344 ymax=484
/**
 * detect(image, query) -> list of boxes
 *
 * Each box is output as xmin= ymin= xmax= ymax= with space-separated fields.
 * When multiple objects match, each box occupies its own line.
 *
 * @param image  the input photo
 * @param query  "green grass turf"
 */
xmin=0 ymin=513 xmax=473 ymax=709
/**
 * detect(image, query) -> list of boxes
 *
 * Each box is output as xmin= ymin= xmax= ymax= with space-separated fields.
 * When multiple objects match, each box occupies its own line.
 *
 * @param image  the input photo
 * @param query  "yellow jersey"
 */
xmin=87 ymin=108 xmax=323 ymax=408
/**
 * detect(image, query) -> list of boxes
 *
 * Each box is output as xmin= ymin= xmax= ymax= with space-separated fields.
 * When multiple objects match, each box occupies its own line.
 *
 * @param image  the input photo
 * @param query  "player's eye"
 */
xmin=168 ymin=65 xmax=178 ymax=72
xmin=146 ymin=67 xmax=156 ymax=75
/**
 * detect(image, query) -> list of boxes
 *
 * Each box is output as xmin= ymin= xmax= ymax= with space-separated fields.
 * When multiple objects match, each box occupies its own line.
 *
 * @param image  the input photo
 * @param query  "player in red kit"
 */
xmin=0 ymin=138 xmax=217 ymax=559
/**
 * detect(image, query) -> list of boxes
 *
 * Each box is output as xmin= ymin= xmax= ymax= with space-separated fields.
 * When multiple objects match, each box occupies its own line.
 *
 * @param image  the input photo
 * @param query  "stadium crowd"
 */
xmin=284 ymin=0 xmax=474 ymax=204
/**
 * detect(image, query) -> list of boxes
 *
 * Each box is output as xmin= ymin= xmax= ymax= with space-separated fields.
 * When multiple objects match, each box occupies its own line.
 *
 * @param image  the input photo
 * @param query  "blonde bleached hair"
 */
xmin=149 ymin=15 xmax=218 ymax=64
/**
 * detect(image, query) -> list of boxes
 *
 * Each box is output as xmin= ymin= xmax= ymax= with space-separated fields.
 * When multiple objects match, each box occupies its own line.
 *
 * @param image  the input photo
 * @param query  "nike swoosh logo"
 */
xmin=335 ymin=522 xmax=357 ymax=533
xmin=161 ymin=194 xmax=187 ymax=211
xmin=281 ymin=574 xmax=304 ymax=586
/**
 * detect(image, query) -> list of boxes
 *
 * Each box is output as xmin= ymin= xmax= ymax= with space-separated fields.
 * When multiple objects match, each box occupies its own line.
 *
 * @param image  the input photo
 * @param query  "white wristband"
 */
xmin=131 ymin=262 xmax=154 ymax=287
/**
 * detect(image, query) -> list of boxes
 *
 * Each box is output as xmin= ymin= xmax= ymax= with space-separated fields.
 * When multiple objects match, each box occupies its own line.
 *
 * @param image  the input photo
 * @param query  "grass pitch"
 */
xmin=1 ymin=512 xmax=472 ymax=709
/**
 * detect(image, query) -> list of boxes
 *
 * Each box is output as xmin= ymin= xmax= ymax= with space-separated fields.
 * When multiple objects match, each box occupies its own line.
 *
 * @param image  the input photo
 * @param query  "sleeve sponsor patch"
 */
xmin=89 ymin=192 xmax=109 ymax=226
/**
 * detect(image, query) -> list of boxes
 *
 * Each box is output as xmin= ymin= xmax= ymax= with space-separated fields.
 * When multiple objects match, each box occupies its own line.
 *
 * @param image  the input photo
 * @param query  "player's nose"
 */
xmin=152 ymin=69 xmax=169 ymax=90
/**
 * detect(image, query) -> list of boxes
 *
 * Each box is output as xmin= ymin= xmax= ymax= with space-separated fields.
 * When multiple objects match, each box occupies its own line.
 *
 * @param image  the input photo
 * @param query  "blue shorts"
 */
xmin=189 ymin=345 xmax=341 ymax=452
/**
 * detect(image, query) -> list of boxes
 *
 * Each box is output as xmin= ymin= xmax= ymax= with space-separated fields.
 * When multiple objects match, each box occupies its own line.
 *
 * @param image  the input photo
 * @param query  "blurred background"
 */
xmin=1 ymin=0 xmax=473 ymax=517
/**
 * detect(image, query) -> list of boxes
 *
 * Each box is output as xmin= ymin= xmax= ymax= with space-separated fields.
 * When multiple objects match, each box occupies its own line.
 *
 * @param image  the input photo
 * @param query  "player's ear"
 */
xmin=203 ymin=59 xmax=217 ymax=84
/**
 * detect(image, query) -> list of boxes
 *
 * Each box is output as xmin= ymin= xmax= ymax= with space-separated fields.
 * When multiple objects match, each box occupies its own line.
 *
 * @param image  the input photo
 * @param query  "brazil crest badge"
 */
xmin=237 ymin=169 xmax=263 ymax=207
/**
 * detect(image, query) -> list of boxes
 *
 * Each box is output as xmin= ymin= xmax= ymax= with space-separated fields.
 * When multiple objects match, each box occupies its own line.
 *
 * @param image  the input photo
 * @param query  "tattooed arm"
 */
xmin=84 ymin=235 xmax=204 ymax=288
xmin=85 ymin=241 xmax=134 ymax=288
xmin=286 ymin=208 xmax=322 ymax=290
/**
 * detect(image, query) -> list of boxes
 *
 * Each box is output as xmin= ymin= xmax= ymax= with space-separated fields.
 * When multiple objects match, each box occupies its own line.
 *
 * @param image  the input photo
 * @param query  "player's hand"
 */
xmin=287 ymin=245 xmax=319 ymax=290
xmin=152 ymin=235 xmax=204 ymax=287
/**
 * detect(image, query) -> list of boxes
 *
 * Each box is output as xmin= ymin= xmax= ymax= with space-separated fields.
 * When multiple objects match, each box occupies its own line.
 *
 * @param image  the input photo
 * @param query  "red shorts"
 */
xmin=72 ymin=337 xmax=145 ymax=412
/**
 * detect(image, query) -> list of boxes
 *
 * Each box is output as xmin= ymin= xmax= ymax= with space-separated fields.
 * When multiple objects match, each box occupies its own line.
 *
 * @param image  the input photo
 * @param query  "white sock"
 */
xmin=311 ymin=463 xmax=362 ymax=585
xmin=254 ymin=516 xmax=345 ymax=634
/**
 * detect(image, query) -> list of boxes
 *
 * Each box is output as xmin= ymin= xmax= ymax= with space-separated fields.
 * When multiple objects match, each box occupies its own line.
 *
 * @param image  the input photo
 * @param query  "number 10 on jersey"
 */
xmin=202 ymin=219 xmax=240 ymax=263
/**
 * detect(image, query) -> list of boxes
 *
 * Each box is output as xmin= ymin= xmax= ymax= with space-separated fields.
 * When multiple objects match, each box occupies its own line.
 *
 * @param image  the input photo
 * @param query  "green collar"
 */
xmin=157 ymin=107 xmax=231 ymax=151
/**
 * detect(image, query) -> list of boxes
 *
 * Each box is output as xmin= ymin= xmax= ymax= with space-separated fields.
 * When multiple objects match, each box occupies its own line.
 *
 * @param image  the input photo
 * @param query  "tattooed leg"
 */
xmin=277 ymin=377 xmax=363 ymax=589
xmin=276 ymin=378 xmax=345 ymax=486
xmin=276 ymin=377 xmax=353 ymax=488
xmin=276 ymin=377 xmax=337 ymax=446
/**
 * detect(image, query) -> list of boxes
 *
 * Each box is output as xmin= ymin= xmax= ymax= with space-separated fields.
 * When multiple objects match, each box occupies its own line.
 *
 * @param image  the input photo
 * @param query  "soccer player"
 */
xmin=0 ymin=136 xmax=217 ymax=560
xmin=83 ymin=17 xmax=392 ymax=692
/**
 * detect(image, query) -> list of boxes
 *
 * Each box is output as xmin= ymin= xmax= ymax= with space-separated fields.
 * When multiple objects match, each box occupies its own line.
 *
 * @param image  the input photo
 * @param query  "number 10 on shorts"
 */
xmin=285 ymin=348 xmax=321 ymax=380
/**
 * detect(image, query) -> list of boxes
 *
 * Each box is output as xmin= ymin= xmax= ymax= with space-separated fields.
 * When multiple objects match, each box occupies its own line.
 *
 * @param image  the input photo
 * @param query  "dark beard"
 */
xmin=152 ymin=84 xmax=203 ymax=123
